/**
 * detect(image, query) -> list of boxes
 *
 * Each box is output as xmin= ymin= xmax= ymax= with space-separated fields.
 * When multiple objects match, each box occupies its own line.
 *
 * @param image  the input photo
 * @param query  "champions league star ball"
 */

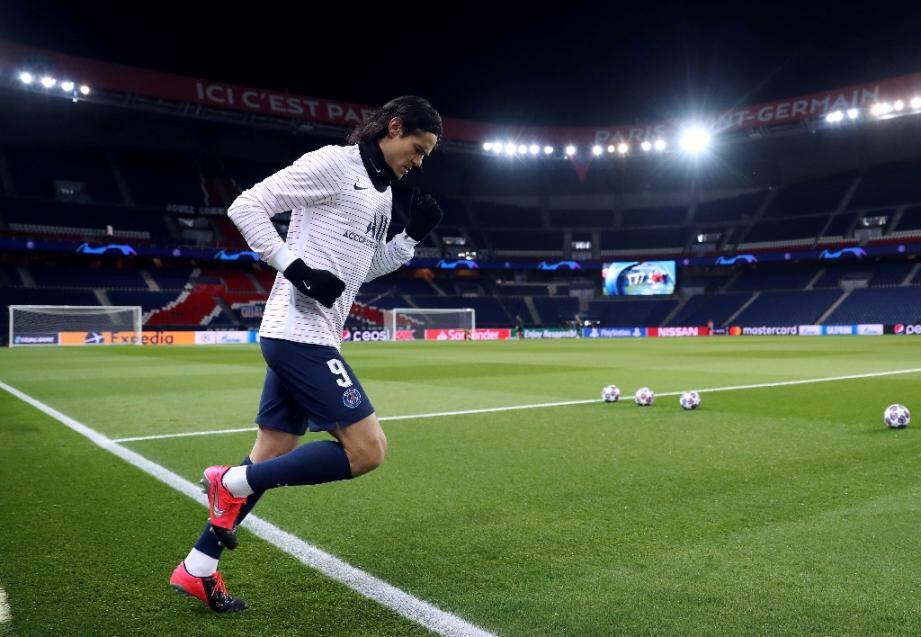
xmin=601 ymin=385 xmax=621 ymax=403
xmin=680 ymin=391 xmax=701 ymax=410
xmin=884 ymin=404 xmax=911 ymax=429
xmin=634 ymin=387 xmax=655 ymax=406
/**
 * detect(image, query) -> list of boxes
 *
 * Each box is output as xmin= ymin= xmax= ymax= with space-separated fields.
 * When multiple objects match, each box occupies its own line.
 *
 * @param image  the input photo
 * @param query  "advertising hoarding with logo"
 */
xmin=582 ymin=327 xmax=647 ymax=338
xmin=423 ymin=328 xmax=511 ymax=341
xmin=523 ymin=328 xmax=580 ymax=339
xmin=890 ymin=323 xmax=921 ymax=335
xmin=647 ymin=326 xmax=710 ymax=337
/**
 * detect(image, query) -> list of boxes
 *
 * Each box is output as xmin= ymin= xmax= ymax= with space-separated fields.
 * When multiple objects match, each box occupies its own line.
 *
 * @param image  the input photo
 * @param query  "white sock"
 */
xmin=184 ymin=548 xmax=219 ymax=577
xmin=222 ymin=465 xmax=254 ymax=498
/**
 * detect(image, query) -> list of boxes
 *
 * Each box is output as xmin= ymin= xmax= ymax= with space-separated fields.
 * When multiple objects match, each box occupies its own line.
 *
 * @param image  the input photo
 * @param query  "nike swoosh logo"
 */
xmin=211 ymin=483 xmax=226 ymax=517
xmin=354 ymin=182 xmax=369 ymax=190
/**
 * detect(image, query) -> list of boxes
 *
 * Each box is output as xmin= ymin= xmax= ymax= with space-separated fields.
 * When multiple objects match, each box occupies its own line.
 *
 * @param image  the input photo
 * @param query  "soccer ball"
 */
xmin=884 ymin=404 xmax=911 ymax=429
xmin=601 ymin=385 xmax=621 ymax=403
xmin=680 ymin=391 xmax=701 ymax=410
xmin=634 ymin=387 xmax=654 ymax=406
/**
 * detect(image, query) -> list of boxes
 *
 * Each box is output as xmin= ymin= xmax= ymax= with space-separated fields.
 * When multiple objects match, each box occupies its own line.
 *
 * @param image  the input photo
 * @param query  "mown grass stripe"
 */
xmin=111 ymin=366 xmax=921 ymax=443
xmin=0 ymin=380 xmax=495 ymax=637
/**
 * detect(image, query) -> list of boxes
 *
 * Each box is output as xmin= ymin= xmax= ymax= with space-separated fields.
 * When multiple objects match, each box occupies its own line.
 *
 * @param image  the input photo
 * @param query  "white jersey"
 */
xmin=227 ymin=144 xmax=417 ymax=349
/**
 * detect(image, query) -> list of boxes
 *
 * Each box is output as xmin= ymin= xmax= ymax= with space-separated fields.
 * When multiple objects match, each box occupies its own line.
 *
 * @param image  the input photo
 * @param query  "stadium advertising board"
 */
xmin=471 ymin=329 xmax=511 ymax=341
xmin=194 ymin=331 xmax=251 ymax=345
xmin=523 ymin=328 xmax=580 ymax=339
xmin=647 ymin=326 xmax=710 ymax=337
xmin=59 ymin=331 xmax=198 ymax=345
xmin=800 ymin=325 xmax=885 ymax=336
xmin=55 ymin=330 xmax=258 ymax=346
xmin=729 ymin=326 xmax=800 ymax=336
xmin=4 ymin=234 xmax=921 ymax=273
xmin=890 ymin=323 xmax=921 ymax=335
xmin=730 ymin=324 xmax=886 ymax=337
xmin=424 ymin=329 xmax=511 ymax=341
xmin=6 ymin=39 xmax=918 ymax=149
xmin=602 ymin=261 xmax=676 ymax=296
xmin=234 ymin=301 xmax=265 ymax=320
xmin=582 ymin=327 xmax=647 ymax=339
xmin=12 ymin=334 xmax=59 ymax=345
xmin=341 ymin=329 xmax=391 ymax=342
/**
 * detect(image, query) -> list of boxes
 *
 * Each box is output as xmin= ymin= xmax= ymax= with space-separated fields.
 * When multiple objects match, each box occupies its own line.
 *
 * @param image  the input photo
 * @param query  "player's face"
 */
xmin=379 ymin=118 xmax=438 ymax=179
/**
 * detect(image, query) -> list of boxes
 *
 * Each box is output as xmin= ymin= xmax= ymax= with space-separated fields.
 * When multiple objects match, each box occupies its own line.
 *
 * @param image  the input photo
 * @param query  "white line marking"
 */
xmin=114 ymin=427 xmax=257 ymax=443
xmin=0 ymin=380 xmax=495 ymax=637
xmin=111 ymin=366 xmax=921 ymax=443
xmin=112 ymin=398 xmax=597 ymax=442
xmin=0 ymin=585 xmax=9 ymax=623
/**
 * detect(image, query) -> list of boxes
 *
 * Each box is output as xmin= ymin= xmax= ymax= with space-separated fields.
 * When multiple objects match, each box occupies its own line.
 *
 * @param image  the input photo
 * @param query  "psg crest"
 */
xmin=342 ymin=387 xmax=363 ymax=408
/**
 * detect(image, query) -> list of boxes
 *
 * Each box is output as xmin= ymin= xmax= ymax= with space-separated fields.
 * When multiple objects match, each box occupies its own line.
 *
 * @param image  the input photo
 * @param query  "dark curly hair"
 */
xmin=347 ymin=95 xmax=443 ymax=145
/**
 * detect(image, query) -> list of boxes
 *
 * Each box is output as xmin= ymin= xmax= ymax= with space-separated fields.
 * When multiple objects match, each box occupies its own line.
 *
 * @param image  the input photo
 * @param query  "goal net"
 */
xmin=8 ymin=305 xmax=143 ymax=347
xmin=383 ymin=307 xmax=475 ymax=341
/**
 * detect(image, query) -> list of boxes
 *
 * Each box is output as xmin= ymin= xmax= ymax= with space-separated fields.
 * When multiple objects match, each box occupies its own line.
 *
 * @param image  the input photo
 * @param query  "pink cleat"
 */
xmin=201 ymin=465 xmax=247 ymax=550
xmin=169 ymin=561 xmax=246 ymax=613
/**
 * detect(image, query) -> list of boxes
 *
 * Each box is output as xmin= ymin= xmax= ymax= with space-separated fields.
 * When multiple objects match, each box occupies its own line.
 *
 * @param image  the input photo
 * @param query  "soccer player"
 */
xmin=169 ymin=96 xmax=444 ymax=612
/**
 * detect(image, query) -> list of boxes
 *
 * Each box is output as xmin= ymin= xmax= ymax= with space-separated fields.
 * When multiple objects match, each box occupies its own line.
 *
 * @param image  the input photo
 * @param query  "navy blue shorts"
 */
xmin=256 ymin=337 xmax=374 ymax=436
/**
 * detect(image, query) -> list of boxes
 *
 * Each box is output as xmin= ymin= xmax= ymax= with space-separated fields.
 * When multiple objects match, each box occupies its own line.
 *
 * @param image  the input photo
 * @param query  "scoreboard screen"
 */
xmin=602 ymin=261 xmax=676 ymax=296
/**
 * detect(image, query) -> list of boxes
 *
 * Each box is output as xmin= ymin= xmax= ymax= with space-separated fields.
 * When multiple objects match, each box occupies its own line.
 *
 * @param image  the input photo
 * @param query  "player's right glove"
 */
xmin=283 ymin=259 xmax=345 ymax=308
xmin=405 ymin=191 xmax=444 ymax=241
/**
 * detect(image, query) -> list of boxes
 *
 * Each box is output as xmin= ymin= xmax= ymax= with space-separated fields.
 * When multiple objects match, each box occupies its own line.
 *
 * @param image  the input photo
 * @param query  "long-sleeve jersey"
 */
xmin=227 ymin=144 xmax=417 ymax=349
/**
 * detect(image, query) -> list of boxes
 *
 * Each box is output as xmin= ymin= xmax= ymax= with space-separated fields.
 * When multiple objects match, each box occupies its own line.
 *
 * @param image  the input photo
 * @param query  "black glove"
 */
xmin=283 ymin=259 xmax=345 ymax=309
xmin=405 ymin=191 xmax=443 ymax=241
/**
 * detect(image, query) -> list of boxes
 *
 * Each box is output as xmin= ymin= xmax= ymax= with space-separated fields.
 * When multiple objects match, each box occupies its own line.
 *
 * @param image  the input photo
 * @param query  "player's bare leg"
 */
xmin=249 ymin=427 xmax=300 ymax=462
xmin=328 ymin=413 xmax=387 ymax=477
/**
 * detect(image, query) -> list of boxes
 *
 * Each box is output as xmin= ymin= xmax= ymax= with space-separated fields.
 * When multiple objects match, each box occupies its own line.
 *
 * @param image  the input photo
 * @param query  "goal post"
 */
xmin=383 ymin=307 xmax=475 ymax=341
xmin=8 ymin=305 xmax=143 ymax=347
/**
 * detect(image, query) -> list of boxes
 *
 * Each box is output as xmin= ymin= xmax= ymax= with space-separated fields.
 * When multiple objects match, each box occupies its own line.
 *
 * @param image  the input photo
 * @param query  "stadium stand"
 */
xmin=732 ymin=290 xmax=843 ymax=326
xmin=666 ymin=293 xmax=753 ymax=327
xmin=694 ymin=191 xmax=767 ymax=223
xmin=730 ymin=265 xmax=821 ymax=291
xmin=3 ymin=146 xmax=123 ymax=203
xmin=588 ymin=298 xmax=679 ymax=327
xmin=3 ymin=76 xmax=921 ymax=343
xmin=764 ymin=172 xmax=855 ymax=217
xmin=825 ymin=287 xmax=921 ymax=324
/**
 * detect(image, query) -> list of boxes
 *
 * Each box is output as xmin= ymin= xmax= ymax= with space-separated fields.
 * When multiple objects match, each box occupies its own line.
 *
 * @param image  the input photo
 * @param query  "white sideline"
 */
xmin=0 ymin=585 xmax=9 ymax=623
xmin=110 ymin=366 xmax=921 ymax=443
xmin=0 ymin=380 xmax=495 ymax=637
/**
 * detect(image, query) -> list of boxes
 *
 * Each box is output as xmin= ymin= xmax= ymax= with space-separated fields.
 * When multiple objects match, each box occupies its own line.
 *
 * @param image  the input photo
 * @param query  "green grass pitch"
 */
xmin=1 ymin=336 xmax=920 ymax=636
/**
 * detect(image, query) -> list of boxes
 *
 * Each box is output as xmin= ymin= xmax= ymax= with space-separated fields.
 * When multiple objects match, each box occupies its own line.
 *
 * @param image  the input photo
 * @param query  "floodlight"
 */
xmin=679 ymin=126 xmax=710 ymax=154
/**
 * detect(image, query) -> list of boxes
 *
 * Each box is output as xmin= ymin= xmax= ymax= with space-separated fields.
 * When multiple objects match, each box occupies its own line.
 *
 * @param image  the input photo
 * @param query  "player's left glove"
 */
xmin=405 ymin=191 xmax=443 ymax=241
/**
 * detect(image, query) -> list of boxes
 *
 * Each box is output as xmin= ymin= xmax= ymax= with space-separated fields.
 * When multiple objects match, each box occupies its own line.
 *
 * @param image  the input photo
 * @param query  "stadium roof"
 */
xmin=3 ymin=2 xmax=920 ymax=127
